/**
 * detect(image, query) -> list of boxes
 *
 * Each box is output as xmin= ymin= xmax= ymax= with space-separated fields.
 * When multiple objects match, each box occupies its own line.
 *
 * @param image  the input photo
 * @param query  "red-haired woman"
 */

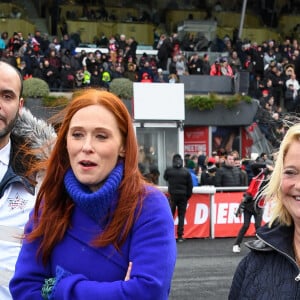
xmin=10 ymin=89 xmax=176 ymax=299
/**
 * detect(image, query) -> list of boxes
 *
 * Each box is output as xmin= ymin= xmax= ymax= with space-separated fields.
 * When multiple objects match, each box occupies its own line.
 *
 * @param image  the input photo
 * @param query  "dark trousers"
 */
xmin=234 ymin=207 xmax=262 ymax=246
xmin=170 ymin=194 xmax=188 ymax=238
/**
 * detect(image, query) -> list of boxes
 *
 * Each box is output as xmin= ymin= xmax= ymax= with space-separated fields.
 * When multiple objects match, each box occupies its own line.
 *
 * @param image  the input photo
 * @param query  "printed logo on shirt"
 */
xmin=8 ymin=193 xmax=28 ymax=212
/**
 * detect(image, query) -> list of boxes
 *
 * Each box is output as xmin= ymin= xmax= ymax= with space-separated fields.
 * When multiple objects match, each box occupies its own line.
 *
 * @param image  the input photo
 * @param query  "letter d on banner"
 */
xmin=194 ymin=203 xmax=209 ymax=224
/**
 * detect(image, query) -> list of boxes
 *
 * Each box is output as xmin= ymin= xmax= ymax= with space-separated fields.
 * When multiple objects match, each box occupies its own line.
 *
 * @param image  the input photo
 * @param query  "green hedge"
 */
xmin=185 ymin=93 xmax=253 ymax=111
xmin=109 ymin=78 xmax=133 ymax=100
xmin=23 ymin=78 xmax=50 ymax=98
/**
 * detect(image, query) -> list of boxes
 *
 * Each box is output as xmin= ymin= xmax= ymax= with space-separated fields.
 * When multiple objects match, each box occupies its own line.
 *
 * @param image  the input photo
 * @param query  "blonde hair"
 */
xmin=265 ymin=123 xmax=300 ymax=227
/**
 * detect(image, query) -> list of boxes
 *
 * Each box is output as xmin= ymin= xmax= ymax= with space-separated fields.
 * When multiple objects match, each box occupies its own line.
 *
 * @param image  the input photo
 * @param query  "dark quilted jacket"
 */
xmin=229 ymin=223 xmax=300 ymax=299
xmin=215 ymin=165 xmax=243 ymax=187
xmin=163 ymin=155 xmax=193 ymax=199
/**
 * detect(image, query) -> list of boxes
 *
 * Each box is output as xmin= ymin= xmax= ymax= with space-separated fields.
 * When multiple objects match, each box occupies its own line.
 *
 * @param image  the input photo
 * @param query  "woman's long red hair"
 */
xmin=27 ymin=89 xmax=145 ymax=265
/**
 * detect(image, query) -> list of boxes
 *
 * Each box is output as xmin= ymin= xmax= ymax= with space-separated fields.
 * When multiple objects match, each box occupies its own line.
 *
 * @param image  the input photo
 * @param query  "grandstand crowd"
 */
xmin=1 ymin=28 xmax=300 ymax=139
xmin=2 ymin=29 xmax=300 ymax=95
xmin=1 ymin=0 xmax=300 ymax=153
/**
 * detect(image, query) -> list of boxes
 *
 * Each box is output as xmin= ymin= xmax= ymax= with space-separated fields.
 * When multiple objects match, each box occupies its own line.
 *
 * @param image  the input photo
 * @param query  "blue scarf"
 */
xmin=64 ymin=161 xmax=124 ymax=223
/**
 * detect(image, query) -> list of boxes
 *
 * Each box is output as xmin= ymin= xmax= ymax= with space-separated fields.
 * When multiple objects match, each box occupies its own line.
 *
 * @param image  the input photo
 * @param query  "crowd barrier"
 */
xmin=159 ymin=186 xmax=272 ymax=239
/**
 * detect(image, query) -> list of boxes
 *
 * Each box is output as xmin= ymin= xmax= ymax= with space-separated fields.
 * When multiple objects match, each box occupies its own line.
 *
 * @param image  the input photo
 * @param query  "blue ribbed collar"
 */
xmin=64 ymin=161 xmax=124 ymax=223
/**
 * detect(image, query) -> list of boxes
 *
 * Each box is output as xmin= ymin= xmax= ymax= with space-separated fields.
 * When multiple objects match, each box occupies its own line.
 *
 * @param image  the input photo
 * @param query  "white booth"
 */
xmin=133 ymin=83 xmax=185 ymax=186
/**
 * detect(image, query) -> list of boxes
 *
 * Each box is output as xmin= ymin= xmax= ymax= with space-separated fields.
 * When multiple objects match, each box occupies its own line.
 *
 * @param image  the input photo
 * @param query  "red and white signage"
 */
xmin=184 ymin=127 xmax=209 ymax=156
xmin=173 ymin=192 xmax=272 ymax=238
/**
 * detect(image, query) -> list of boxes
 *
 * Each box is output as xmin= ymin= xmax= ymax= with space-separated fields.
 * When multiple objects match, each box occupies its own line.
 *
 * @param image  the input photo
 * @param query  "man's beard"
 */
xmin=0 ymin=112 xmax=19 ymax=139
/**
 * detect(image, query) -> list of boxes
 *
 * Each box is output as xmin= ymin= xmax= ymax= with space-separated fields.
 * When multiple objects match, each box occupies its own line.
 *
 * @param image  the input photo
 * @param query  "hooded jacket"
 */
xmin=229 ymin=222 xmax=300 ymax=299
xmin=163 ymin=154 xmax=193 ymax=198
xmin=0 ymin=107 xmax=56 ymax=299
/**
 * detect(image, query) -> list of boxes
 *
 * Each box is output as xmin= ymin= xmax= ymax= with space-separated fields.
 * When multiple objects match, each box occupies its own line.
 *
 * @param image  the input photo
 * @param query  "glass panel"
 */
xmin=136 ymin=127 xmax=178 ymax=186
xmin=211 ymin=126 xmax=241 ymax=155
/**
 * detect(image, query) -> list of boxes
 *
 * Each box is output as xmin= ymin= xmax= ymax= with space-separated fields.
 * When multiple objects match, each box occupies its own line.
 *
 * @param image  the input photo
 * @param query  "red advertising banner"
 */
xmin=184 ymin=126 xmax=209 ymax=155
xmin=174 ymin=194 xmax=210 ymax=238
xmin=214 ymin=192 xmax=255 ymax=237
xmin=174 ymin=191 xmax=272 ymax=239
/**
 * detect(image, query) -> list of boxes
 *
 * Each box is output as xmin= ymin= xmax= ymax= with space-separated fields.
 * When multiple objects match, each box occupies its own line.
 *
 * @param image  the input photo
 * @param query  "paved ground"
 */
xmin=169 ymin=237 xmax=253 ymax=300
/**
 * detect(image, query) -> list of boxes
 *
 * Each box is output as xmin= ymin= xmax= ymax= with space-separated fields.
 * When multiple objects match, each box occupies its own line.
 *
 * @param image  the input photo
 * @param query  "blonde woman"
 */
xmin=229 ymin=123 xmax=300 ymax=299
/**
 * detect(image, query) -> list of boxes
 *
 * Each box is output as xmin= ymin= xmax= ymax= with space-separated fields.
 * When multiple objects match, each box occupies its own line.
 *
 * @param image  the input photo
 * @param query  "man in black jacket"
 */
xmin=164 ymin=154 xmax=193 ymax=242
xmin=215 ymin=152 xmax=244 ymax=187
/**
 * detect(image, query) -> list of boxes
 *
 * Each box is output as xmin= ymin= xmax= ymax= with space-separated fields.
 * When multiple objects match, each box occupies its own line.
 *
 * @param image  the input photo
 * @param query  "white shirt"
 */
xmin=0 ymin=140 xmax=10 ymax=183
xmin=0 ymin=139 xmax=36 ymax=299
xmin=286 ymin=78 xmax=300 ymax=91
